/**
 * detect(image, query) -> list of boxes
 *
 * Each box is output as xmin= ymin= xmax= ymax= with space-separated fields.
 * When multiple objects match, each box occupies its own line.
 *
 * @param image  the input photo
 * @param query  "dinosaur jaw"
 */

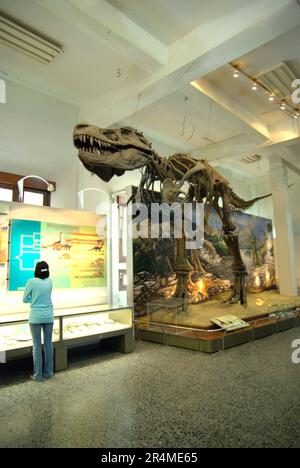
xmin=73 ymin=124 xmax=152 ymax=181
xmin=77 ymin=148 xmax=150 ymax=182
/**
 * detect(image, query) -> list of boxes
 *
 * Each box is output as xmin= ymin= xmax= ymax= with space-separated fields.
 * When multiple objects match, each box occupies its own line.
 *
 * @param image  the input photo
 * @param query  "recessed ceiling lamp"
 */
xmin=0 ymin=12 xmax=63 ymax=64
xmin=294 ymin=112 xmax=300 ymax=120
xmin=280 ymin=102 xmax=286 ymax=110
xmin=268 ymin=93 xmax=275 ymax=102
xmin=251 ymin=81 xmax=258 ymax=91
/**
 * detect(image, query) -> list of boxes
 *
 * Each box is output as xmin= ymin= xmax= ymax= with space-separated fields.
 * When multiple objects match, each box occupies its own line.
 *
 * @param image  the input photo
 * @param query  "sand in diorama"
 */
xmin=141 ymin=290 xmax=300 ymax=330
xmin=133 ymin=207 xmax=276 ymax=317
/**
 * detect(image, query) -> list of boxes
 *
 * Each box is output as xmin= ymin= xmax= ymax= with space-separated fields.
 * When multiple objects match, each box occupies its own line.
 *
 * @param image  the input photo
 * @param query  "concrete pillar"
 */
xmin=269 ymin=155 xmax=297 ymax=296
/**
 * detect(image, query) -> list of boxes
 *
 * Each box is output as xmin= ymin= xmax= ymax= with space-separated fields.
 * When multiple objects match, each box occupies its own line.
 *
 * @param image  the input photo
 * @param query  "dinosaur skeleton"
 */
xmin=73 ymin=125 xmax=269 ymax=306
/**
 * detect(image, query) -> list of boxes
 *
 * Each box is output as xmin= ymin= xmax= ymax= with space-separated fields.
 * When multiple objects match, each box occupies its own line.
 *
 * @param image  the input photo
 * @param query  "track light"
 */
xmin=229 ymin=63 xmax=298 ymax=120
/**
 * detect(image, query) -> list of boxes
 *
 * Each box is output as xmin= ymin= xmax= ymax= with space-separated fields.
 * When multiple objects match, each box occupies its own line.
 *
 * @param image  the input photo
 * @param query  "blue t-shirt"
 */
xmin=23 ymin=278 xmax=54 ymax=324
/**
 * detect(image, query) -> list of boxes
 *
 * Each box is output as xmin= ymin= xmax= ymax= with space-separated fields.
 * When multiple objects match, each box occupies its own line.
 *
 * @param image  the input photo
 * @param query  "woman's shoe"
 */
xmin=43 ymin=373 xmax=53 ymax=380
xmin=30 ymin=375 xmax=43 ymax=382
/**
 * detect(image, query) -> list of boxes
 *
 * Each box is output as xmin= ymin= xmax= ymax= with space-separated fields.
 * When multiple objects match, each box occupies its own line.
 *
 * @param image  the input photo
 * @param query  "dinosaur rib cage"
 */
xmin=138 ymin=154 xmax=219 ymax=209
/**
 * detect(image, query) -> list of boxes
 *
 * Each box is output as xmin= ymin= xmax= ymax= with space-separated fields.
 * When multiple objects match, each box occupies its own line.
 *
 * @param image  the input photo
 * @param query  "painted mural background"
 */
xmin=133 ymin=207 xmax=275 ymax=316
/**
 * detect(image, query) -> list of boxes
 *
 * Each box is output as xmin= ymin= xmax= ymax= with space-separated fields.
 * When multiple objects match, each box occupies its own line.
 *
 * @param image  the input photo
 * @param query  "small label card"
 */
xmin=211 ymin=315 xmax=249 ymax=332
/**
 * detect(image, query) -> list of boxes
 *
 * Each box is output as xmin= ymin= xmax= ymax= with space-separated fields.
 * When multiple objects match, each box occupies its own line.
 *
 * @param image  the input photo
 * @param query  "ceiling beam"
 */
xmin=68 ymin=0 xmax=168 ymax=67
xmin=191 ymin=78 xmax=270 ymax=139
xmin=189 ymin=133 xmax=265 ymax=163
xmin=191 ymin=129 xmax=300 ymax=171
xmin=284 ymin=159 xmax=300 ymax=177
xmin=274 ymin=147 xmax=300 ymax=175
xmin=34 ymin=0 xmax=167 ymax=71
xmin=80 ymin=0 xmax=300 ymax=128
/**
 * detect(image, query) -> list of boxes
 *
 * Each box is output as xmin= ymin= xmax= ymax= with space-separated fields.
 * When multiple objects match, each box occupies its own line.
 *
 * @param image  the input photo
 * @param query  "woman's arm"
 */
xmin=23 ymin=281 xmax=33 ymax=303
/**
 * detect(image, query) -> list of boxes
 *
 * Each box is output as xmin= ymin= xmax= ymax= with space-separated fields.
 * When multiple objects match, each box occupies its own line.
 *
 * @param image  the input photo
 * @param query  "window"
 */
xmin=0 ymin=188 xmax=13 ymax=202
xmin=23 ymin=191 xmax=44 ymax=206
xmin=0 ymin=172 xmax=55 ymax=207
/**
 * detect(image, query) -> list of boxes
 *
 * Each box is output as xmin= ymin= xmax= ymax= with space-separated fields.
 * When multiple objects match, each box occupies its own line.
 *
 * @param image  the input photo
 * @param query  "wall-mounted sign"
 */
xmin=9 ymin=219 xmax=107 ymax=291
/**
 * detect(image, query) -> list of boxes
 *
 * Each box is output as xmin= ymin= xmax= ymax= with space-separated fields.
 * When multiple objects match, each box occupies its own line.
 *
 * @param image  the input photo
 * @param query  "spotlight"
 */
xmin=251 ymin=81 xmax=258 ymax=91
xmin=233 ymin=68 xmax=240 ymax=78
xmin=268 ymin=94 xmax=275 ymax=102
xmin=280 ymin=102 xmax=286 ymax=110
xmin=294 ymin=112 xmax=299 ymax=120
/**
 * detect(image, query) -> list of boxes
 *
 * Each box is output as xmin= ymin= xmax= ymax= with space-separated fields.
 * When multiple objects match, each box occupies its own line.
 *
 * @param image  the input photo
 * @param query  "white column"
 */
xmin=269 ymin=155 xmax=297 ymax=296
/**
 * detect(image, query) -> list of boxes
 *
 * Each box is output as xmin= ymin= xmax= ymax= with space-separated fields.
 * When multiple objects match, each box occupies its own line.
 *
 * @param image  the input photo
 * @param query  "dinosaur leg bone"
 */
xmin=174 ymin=236 xmax=191 ymax=299
xmin=220 ymin=187 xmax=248 ymax=306
xmin=223 ymin=232 xmax=248 ymax=306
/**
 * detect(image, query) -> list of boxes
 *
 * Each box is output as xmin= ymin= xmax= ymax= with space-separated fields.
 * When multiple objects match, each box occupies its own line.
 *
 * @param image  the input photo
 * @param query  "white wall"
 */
xmin=0 ymin=81 xmax=80 ymax=209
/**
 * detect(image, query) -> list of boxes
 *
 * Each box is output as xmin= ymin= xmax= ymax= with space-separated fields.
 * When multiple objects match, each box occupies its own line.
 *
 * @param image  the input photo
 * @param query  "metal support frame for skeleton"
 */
xmin=74 ymin=125 xmax=269 ymax=306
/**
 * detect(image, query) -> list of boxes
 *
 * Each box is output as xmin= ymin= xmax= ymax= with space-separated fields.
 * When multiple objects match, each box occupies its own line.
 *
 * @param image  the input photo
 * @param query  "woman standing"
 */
xmin=23 ymin=261 xmax=54 ymax=382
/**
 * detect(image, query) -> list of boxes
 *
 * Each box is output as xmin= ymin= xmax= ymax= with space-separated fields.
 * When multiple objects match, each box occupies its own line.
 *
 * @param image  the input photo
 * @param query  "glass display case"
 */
xmin=58 ymin=306 xmax=132 ymax=340
xmin=0 ymin=319 xmax=60 ymax=353
xmin=0 ymin=305 xmax=133 ymax=366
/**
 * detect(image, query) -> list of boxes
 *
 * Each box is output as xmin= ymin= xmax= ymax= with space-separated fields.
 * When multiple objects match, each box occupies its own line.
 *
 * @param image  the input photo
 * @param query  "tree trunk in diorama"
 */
xmin=174 ymin=235 xmax=190 ymax=298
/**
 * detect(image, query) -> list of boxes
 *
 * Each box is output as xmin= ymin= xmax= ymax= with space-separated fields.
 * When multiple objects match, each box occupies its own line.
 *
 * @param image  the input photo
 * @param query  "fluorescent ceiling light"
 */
xmin=0 ymin=12 xmax=63 ymax=64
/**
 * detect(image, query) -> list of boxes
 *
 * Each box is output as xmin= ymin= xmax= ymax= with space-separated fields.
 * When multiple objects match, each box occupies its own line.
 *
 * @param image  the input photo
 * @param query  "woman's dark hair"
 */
xmin=34 ymin=261 xmax=50 ymax=279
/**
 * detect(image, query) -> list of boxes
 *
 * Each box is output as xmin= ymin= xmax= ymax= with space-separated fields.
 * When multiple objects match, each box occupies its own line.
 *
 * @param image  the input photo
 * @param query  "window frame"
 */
xmin=0 ymin=171 xmax=55 ymax=207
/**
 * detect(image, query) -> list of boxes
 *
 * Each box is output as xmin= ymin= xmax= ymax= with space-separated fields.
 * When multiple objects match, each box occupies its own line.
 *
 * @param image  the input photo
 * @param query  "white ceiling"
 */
xmin=120 ymin=83 xmax=251 ymax=153
xmin=0 ymin=0 xmax=148 ymax=104
xmin=107 ymin=0 xmax=246 ymax=45
xmin=0 ymin=0 xmax=299 ymax=182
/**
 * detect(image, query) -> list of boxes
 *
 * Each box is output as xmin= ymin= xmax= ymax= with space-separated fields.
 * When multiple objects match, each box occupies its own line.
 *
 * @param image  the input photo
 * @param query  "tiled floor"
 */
xmin=0 ymin=329 xmax=299 ymax=448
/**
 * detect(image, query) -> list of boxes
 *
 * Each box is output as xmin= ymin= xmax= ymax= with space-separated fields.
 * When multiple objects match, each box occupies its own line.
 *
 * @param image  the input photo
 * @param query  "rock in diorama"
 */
xmin=73 ymin=124 xmax=270 ymax=306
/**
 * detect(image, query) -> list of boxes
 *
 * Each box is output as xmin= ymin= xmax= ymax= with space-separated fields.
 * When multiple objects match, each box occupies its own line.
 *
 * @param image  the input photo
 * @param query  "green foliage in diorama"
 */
xmin=133 ymin=237 xmax=174 ymax=275
xmin=206 ymin=233 xmax=229 ymax=256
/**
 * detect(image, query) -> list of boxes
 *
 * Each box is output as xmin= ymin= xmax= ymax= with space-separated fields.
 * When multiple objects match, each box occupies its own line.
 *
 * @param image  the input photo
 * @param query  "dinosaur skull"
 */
xmin=73 ymin=124 xmax=153 ymax=182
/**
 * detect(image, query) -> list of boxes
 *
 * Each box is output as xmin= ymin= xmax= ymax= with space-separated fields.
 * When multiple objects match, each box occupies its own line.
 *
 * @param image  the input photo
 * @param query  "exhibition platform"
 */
xmin=135 ymin=291 xmax=300 ymax=353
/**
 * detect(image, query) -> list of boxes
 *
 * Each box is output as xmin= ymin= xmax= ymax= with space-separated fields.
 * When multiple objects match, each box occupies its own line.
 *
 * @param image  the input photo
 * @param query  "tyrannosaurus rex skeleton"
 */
xmin=73 ymin=125 xmax=269 ymax=306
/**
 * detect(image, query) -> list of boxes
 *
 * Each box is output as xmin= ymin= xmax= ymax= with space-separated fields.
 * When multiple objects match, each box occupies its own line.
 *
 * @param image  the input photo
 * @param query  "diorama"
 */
xmin=72 ymin=123 xmax=299 ymax=349
xmin=133 ymin=204 xmax=276 ymax=316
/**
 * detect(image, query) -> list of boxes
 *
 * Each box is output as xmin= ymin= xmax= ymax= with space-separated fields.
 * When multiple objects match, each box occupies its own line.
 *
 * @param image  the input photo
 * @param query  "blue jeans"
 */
xmin=29 ymin=323 xmax=54 ymax=381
